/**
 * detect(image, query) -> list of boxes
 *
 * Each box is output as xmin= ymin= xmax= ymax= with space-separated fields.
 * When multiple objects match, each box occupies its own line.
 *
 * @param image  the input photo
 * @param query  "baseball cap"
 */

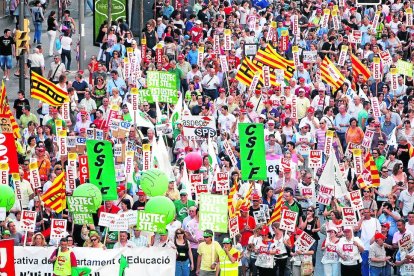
xmin=268 ymin=119 xmax=275 ymax=125
xmin=40 ymin=175 xmax=48 ymax=181
xmin=381 ymin=222 xmax=390 ymax=229
xmin=203 ymin=229 xmax=214 ymax=237
xmin=219 ymin=87 xmax=226 ymax=93
xmin=117 ymin=185 xmax=126 ymax=193
xmin=298 ymin=77 xmax=305 ymax=83
xmin=240 ymin=205 xmax=249 ymax=213
xmin=251 ymin=194 xmax=260 ymax=201
xmin=307 ymin=107 xmax=315 ymax=113
xmin=298 ymin=88 xmax=305 ymax=93
xmin=2 ymin=230 xmax=10 ymax=236
xmin=178 ymin=54 xmax=184 ymax=60
xmin=137 ymin=190 xmax=146 ymax=196
xmin=255 ymin=89 xmax=261 ymax=95
xmin=196 ymin=20 xmax=202 ymax=25
xmin=259 ymin=114 xmax=266 ymax=120
xmin=374 ymin=233 xmax=386 ymax=240
xmin=180 ymin=190 xmax=188 ymax=196
xmin=222 ymin=238 xmax=232 ymax=244
xmin=260 ymin=226 xmax=270 ymax=235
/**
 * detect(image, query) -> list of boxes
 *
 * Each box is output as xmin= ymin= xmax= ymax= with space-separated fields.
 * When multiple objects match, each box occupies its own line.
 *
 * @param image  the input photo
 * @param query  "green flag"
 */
xmin=238 ymin=123 xmax=267 ymax=180
xmin=72 ymin=266 xmax=91 ymax=276
xmin=119 ymin=255 xmax=129 ymax=276
xmin=86 ymin=140 xmax=117 ymax=200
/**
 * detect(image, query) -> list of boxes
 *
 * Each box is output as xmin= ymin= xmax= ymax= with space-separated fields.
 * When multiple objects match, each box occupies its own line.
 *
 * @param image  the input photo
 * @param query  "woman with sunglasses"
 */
xmin=87 ymin=231 xmax=105 ymax=249
xmin=362 ymin=188 xmax=378 ymax=217
xmin=300 ymin=206 xmax=320 ymax=267
xmin=173 ymin=228 xmax=194 ymax=276
xmin=321 ymin=226 xmax=340 ymax=275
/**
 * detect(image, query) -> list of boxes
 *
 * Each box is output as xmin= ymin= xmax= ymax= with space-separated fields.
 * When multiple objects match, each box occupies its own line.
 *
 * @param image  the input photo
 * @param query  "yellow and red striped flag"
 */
xmin=1 ymin=105 xmax=21 ymax=139
xmin=320 ymin=56 xmax=346 ymax=92
xmin=351 ymin=53 xmax=371 ymax=85
xmin=408 ymin=143 xmax=414 ymax=158
xmin=0 ymin=81 xmax=6 ymax=114
xmin=31 ymin=71 xmax=68 ymax=106
xmin=357 ymin=172 xmax=369 ymax=189
xmin=268 ymin=190 xmax=284 ymax=225
xmin=235 ymin=58 xmax=257 ymax=87
xmin=364 ymin=152 xmax=380 ymax=187
xmin=41 ymin=172 xmax=66 ymax=213
xmin=228 ymin=180 xmax=238 ymax=218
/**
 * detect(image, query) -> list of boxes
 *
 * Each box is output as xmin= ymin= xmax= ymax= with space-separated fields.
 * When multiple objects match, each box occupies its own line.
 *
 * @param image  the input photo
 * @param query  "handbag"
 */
xmin=255 ymin=254 xmax=274 ymax=268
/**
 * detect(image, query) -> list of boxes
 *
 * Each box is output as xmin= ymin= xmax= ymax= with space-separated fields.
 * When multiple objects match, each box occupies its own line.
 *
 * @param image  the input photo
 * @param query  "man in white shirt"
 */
xmin=218 ymin=105 xmax=236 ymax=133
xmin=79 ymin=92 xmax=97 ymax=120
xmin=399 ymin=179 xmax=414 ymax=216
xmin=201 ymin=68 xmax=220 ymax=100
xmin=47 ymin=55 xmax=66 ymax=83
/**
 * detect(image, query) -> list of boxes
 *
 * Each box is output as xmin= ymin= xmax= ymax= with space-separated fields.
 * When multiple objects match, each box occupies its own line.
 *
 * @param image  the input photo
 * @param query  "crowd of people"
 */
xmin=4 ymin=0 xmax=414 ymax=275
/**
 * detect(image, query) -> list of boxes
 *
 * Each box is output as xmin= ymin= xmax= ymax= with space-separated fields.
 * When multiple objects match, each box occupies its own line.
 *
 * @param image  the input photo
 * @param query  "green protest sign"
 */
xmin=73 ymin=213 xmax=94 ymax=224
xmin=93 ymin=0 xmax=127 ymax=44
xmin=67 ymin=196 xmax=96 ymax=214
xmin=199 ymin=194 xmax=228 ymax=233
xmin=138 ymin=89 xmax=153 ymax=103
xmin=397 ymin=60 xmax=413 ymax=77
xmin=146 ymin=71 xmax=178 ymax=103
xmin=238 ymin=123 xmax=267 ymax=180
xmin=86 ymin=140 xmax=117 ymax=201
xmin=136 ymin=211 xmax=167 ymax=233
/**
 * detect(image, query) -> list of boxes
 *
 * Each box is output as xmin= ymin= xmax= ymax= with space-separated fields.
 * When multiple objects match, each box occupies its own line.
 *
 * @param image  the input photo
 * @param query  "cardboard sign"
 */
xmin=213 ymin=35 xmax=220 ymax=54
xmin=338 ymin=45 xmax=348 ymax=66
xmin=0 ymin=133 xmax=19 ymax=173
xmin=303 ymin=51 xmax=318 ymax=63
xmin=373 ymin=57 xmax=381 ymax=80
xmin=67 ymin=196 xmax=97 ymax=213
xmin=224 ymin=29 xmax=232 ymax=50
xmin=317 ymin=185 xmax=334 ymax=206
xmin=219 ymin=55 xmax=229 ymax=73
xmin=136 ymin=211 xmax=166 ymax=233
xmin=182 ymin=116 xmax=216 ymax=140
xmin=190 ymin=174 xmax=202 ymax=194
xmin=239 ymin=123 xmax=267 ymax=180
xmin=362 ymin=129 xmax=374 ymax=149
xmin=350 ymin=30 xmax=361 ymax=43
xmin=109 ymin=215 xmax=129 ymax=231
xmin=332 ymin=10 xmax=340 ymax=30
xmin=379 ymin=50 xmax=392 ymax=66
xmin=399 ymin=234 xmax=413 ymax=251
xmin=253 ymin=210 xmax=267 ymax=225
xmin=292 ymin=46 xmax=300 ymax=68
xmin=372 ymin=11 xmax=380 ymax=30
xmin=216 ymin=172 xmax=229 ymax=192
xmin=295 ymin=231 xmax=316 ymax=252
xmin=199 ymin=194 xmax=228 ymax=233
xmin=291 ymin=15 xmax=300 ymax=36
xmin=229 ymin=217 xmax=239 ymax=238
xmin=78 ymin=155 xmax=89 ymax=184
xmin=342 ymin=207 xmax=357 ymax=227
xmin=0 ymin=163 xmax=8 ymax=186
xmin=29 ymin=161 xmax=41 ymax=189
xmin=280 ymin=209 xmax=298 ymax=232
xmin=222 ymin=140 xmax=237 ymax=167
xmin=21 ymin=210 xmax=36 ymax=232
xmin=146 ymin=71 xmax=178 ymax=103
xmin=349 ymin=190 xmax=364 ymax=211
xmin=249 ymin=73 xmax=261 ymax=93
xmin=324 ymin=130 xmax=334 ymax=156
xmin=320 ymin=9 xmax=330 ymax=28
xmin=73 ymin=213 xmax=94 ymax=225
xmin=118 ymin=210 xmax=138 ymax=227
xmin=263 ymin=66 xmax=271 ymax=88
xmin=397 ymin=59 xmax=413 ymax=77
xmin=50 ymin=219 xmax=67 ymax=240
xmin=309 ymin=150 xmax=322 ymax=168
xmin=12 ymin=173 xmax=22 ymax=200
xmin=390 ymin=67 xmax=398 ymax=91
xmin=353 ymin=149 xmax=363 ymax=174
xmin=291 ymin=95 xmax=297 ymax=120
xmin=142 ymin=144 xmax=152 ymax=171
xmin=279 ymin=29 xmax=289 ymax=52
xmin=407 ymin=8 xmax=413 ymax=26
xmin=301 ymin=186 xmax=314 ymax=199
xmin=0 ymin=207 xmax=6 ymax=221
xmin=197 ymin=46 xmax=204 ymax=68
xmin=371 ymin=97 xmax=381 ymax=118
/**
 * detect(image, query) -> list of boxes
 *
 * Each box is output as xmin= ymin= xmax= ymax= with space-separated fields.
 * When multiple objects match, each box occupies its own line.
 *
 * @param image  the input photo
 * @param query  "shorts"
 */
xmin=0 ymin=55 xmax=12 ymax=69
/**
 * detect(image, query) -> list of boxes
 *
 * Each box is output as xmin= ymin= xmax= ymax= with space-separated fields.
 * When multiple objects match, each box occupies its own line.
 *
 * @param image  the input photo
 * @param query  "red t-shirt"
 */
xmin=238 ymin=215 xmax=256 ymax=246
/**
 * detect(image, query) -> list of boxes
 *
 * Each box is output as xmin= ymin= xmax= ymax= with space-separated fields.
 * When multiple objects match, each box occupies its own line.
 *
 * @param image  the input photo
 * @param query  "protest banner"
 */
xmin=320 ymin=9 xmax=330 ymax=28
xmin=291 ymin=15 xmax=299 ymax=36
xmin=362 ymin=129 xmax=374 ymax=149
xmin=373 ymin=57 xmax=381 ymax=80
xmin=0 ymin=132 xmax=19 ymax=173
xmin=15 ymin=246 xmax=176 ymax=276
xmin=317 ymin=185 xmax=334 ymax=206
xmin=222 ymin=140 xmax=237 ymax=166
xmin=397 ymin=59 xmax=413 ymax=77
xmin=229 ymin=217 xmax=239 ymax=239
xmin=291 ymin=95 xmax=297 ymax=120
xmin=372 ymin=11 xmax=380 ymax=30
xmin=309 ymin=150 xmax=322 ymax=168
xmin=124 ymin=150 xmax=134 ymax=183
xmin=263 ymin=65 xmax=271 ymax=87
xmin=119 ymin=210 xmax=138 ymax=227
xmin=12 ymin=173 xmax=22 ymax=201
xmin=190 ymin=174 xmax=202 ymax=194
xmin=253 ymin=210 xmax=267 ymax=225
xmin=239 ymin=123 xmax=267 ymax=180
xmin=349 ymin=190 xmax=364 ymax=211
xmin=197 ymin=46 xmax=204 ymax=68
xmin=407 ymin=8 xmax=413 ymax=25
xmin=0 ymin=239 xmax=14 ymax=276
xmin=292 ymin=46 xmax=300 ymax=68
xmin=136 ymin=211 xmax=167 ymax=233
xmin=280 ymin=209 xmax=298 ymax=232
xmin=332 ymin=9 xmax=340 ymax=30
xmin=266 ymin=158 xmax=281 ymax=186
xmin=370 ymin=97 xmax=381 ymax=119
xmin=73 ymin=213 xmax=94 ymax=224
xmin=279 ymin=29 xmax=289 ymax=51
xmin=142 ymin=144 xmax=152 ymax=171
xmin=338 ymin=45 xmax=348 ymax=66
xmin=224 ymin=29 xmax=231 ymax=50
xmin=50 ymin=219 xmax=67 ymax=240
xmin=29 ymin=161 xmax=41 ymax=189
xmin=215 ymin=172 xmax=229 ymax=192
xmin=78 ymin=155 xmax=89 ymax=184
xmin=86 ymin=140 xmax=117 ymax=200
xmin=146 ymin=71 xmax=178 ymax=103
xmin=390 ymin=67 xmax=398 ymax=91
xmin=67 ymin=196 xmax=96 ymax=213
xmin=324 ymin=130 xmax=334 ymax=156
xmin=379 ymin=50 xmax=392 ymax=66
xmin=0 ymin=163 xmax=8 ymax=186
xmin=303 ymin=51 xmax=318 ymax=63
xmin=353 ymin=149 xmax=363 ymax=174
xmin=267 ymin=21 xmax=277 ymax=42
xmin=220 ymin=55 xmax=229 ymax=72
xmin=21 ymin=210 xmax=36 ymax=232
xmin=199 ymin=194 xmax=228 ymax=233
xmin=399 ymin=234 xmax=413 ymax=251
xmin=342 ymin=207 xmax=357 ymax=227
xmin=249 ymin=72 xmax=260 ymax=93
xmin=182 ymin=116 xmax=216 ymax=140
xmin=295 ymin=231 xmax=315 ymax=252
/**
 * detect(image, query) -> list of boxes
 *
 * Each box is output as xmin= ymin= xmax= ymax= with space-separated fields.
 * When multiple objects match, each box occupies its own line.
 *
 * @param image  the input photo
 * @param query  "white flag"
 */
xmin=319 ymin=151 xmax=348 ymax=198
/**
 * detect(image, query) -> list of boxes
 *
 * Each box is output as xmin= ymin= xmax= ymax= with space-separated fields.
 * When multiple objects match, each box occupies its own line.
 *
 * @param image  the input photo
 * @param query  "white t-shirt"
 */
xmin=377 ymin=176 xmax=396 ymax=201
xmin=336 ymin=236 xmax=363 ymax=265
xmin=361 ymin=218 xmax=381 ymax=250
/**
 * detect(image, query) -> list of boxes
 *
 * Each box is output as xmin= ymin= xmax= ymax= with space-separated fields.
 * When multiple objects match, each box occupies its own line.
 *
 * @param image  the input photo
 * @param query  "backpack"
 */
xmin=34 ymin=8 xmax=42 ymax=22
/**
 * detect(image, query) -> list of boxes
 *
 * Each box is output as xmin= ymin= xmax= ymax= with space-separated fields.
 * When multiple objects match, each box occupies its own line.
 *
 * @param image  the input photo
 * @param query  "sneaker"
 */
xmin=5 ymin=77 xmax=9 ymax=81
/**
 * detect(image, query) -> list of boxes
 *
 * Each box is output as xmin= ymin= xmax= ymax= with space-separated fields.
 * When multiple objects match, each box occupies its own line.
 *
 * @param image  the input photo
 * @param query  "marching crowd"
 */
xmin=5 ymin=0 xmax=414 ymax=275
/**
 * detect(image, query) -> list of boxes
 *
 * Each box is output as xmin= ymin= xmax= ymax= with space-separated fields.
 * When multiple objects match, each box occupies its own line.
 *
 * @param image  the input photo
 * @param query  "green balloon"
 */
xmin=144 ymin=196 xmax=176 ymax=224
xmin=140 ymin=169 xmax=169 ymax=197
xmin=0 ymin=185 xmax=15 ymax=211
xmin=73 ymin=184 xmax=102 ymax=211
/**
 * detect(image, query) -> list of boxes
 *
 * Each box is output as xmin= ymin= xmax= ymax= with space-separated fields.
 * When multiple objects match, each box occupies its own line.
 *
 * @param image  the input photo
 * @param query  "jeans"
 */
xmin=61 ymin=49 xmax=71 ymax=70
xmin=336 ymin=132 xmax=347 ymax=153
xmin=0 ymin=55 xmax=12 ymax=69
xmin=369 ymin=266 xmax=386 ymax=276
xmin=362 ymin=250 xmax=369 ymax=276
xmin=190 ymin=248 xmax=198 ymax=276
xmin=176 ymin=259 xmax=190 ymax=276
xmin=323 ymin=262 xmax=340 ymax=276
xmin=34 ymin=21 xmax=42 ymax=44
xmin=47 ymin=30 xmax=57 ymax=56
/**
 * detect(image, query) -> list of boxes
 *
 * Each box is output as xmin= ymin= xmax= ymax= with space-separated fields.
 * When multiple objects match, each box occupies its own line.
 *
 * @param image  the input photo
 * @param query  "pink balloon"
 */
xmin=184 ymin=152 xmax=203 ymax=171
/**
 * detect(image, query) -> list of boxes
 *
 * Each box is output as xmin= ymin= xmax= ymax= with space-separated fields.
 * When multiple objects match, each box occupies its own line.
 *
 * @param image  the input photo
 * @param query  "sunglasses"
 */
xmin=307 ymin=209 xmax=314 ymax=212
xmin=91 ymin=238 xmax=97 ymax=241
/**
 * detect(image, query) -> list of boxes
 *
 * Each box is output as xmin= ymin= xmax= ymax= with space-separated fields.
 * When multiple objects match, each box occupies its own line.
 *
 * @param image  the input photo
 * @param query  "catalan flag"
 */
xmin=320 ymin=56 xmax=346 ymax=92
xmin=268 ymin=190 xmax=284 ymax=225
xmin=351 ymin=53 xmax=371 ymax=83
xmin=31 ymin=71 xmax=68 ymax=106
xmin=1 ymin=105 xmax=21 ymax=139
xmin=245 ymin=57 xmax=279 ymax=87
xmin=0 ymin=81 xmax=6 ymax=114
xmin=357 ymin=171 xmax=369 ymax=189
xmin=253 ymin=44 xmax=295 ymax=82
xmin=408 ymin=143 xmax=414 ymax=158
xmin=364 ymin=152 xmax=380 ymax=188
xmin=41 ymin=172 xmax=66 ymax=213
xmin=228 ymin=180 xmax=238 ymax=218
xmin=235 ymin=58 xmax=258 ymax=87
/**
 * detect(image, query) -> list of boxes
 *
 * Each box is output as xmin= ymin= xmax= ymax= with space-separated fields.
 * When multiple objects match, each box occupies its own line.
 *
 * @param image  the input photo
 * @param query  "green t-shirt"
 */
xmin=358 ymin=109 xmax=368 ymax=129
xmin=174 ymin=199 xmax=196 ymax=222
xmin=375 ymin=155 xmax=386 ymax=171
xmin=46 ymin=118 xmax=67 ymax=135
